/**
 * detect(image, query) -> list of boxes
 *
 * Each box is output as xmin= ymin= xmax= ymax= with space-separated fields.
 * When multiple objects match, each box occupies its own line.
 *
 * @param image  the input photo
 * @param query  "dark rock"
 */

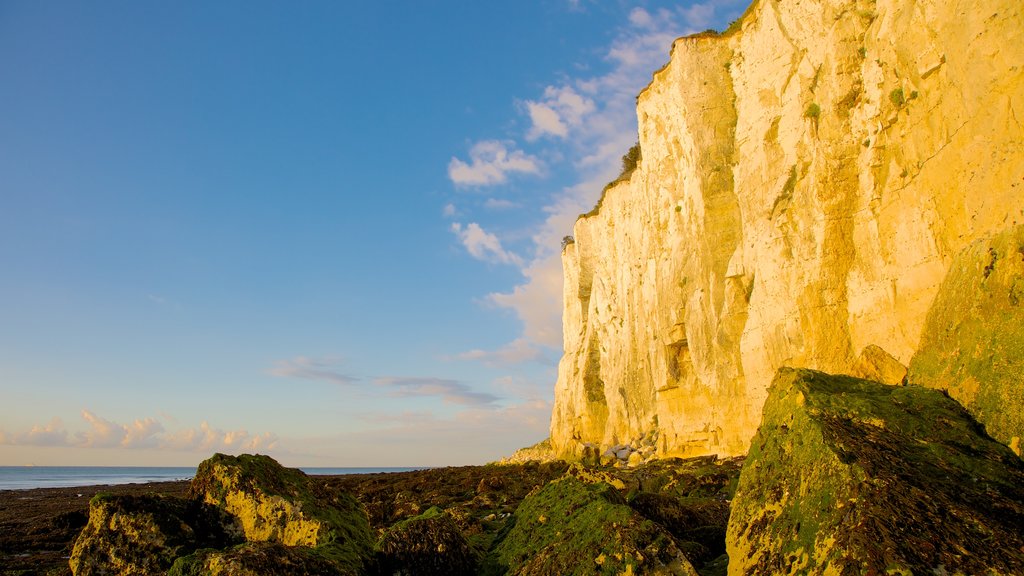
xmin=727 ymin=368 xmax=1024 ymax=575
xmin=170 ymin=542 xmax=346 ymax=576
xmin=628 ymin=492 xmax=730 ymax=562
xmin=492 ymin=476 xmax=698 ymax=575
xmin=376 ymin=507 xmax=476 ymax=576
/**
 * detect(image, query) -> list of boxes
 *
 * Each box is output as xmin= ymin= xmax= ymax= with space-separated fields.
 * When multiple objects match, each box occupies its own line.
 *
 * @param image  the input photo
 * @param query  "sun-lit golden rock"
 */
xmin=550 ymin=0 xmax=1024 ymax=459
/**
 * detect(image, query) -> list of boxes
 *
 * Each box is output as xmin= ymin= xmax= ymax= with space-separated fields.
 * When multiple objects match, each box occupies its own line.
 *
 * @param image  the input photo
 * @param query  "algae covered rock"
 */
xmin=169 ymin=542 xmax=345 ymax=576
xmin=377 ymin=506 xmax=476 ymax=576
xmin=727 ymin=368 xmax=1024 ymax=575
xmin=493 ymin=476 xmax=698 ymax=575
xmin=188 ymin=453 xmax=373 ymax=574
xmin=70 ymin=493 xmax=240 ymax=576
xmin=910 ymin=224 xmax=1024 ymax=452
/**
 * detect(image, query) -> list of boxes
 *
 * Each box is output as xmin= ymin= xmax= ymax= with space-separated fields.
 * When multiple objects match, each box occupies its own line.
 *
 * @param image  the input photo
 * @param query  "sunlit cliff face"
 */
xmin=550 ymin=0 xmax=1024 ymax=459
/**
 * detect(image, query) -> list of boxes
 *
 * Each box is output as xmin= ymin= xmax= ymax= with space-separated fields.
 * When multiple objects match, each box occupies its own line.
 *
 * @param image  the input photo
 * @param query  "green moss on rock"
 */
xmin=188 ymin=453 xmax=373 ymax=575
xmin=70 ymin=494 xmax=241 ymax=576
xmin=169 ymin=542 xmax=345 ymax=576
xmin=377 ymin=506 xmax=476 ymax=576
xmin=909 ymin=224 xmax=1024 ymax=451
xmin=493 ymin=476 xmax=698 ymax=575
xmin=727 ymin=368 xmax=1024 ymax=575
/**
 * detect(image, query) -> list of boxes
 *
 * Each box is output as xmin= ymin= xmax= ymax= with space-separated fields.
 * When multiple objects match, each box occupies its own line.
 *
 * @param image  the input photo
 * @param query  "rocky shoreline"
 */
xmin=4 ymin=370 xmax=1022 ymax=575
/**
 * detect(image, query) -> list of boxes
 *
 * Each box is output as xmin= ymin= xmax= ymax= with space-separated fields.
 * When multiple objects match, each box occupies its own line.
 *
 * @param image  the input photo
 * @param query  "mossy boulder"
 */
xmin=909 ymin=224 xmax=1024 ymax=453
xmin=69 ymin=493 xmax=241 ymax=576
xmin=493 ymin=476 xmax=698 ymax=575
xmin=189 ymin=453 xmax=373 ymax=575
xmin=169 ymin=542 xmax=344 ymax=576
xmin=376 ymin=506 xmax=476 ymax=576
xmin=727 ymin=368 xmax=1024 ymax=575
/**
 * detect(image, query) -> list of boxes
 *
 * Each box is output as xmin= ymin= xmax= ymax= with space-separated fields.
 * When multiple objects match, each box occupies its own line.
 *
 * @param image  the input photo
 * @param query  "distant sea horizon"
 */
xmin=0 ymin=465 xmax=427 ymax=491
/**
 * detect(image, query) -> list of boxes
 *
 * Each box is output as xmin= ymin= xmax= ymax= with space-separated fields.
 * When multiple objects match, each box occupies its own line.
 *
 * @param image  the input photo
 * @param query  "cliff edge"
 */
xmin=551 ymin=0 xmax=1024 ymax=459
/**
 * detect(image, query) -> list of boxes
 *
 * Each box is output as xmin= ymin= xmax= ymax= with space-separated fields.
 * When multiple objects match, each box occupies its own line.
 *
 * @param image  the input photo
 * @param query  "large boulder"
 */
xmin=492 ymin=476 xmax=698 ymax=575
xmin=188 ymin=453 xmax=373 ymax=574
xmin=727 ymin=368 xmax=1024 ymax=575
xmin=376 ymin=506 xmax=476 ymax=576
xmin=909 ymin=224 xmax=1024 ymax=454
xmin=69 ymin=493 xmax=240 ymax=576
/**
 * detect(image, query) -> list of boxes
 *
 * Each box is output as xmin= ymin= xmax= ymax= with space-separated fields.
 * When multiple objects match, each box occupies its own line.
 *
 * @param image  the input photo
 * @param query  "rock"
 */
xmin=169 ymin=542 xmax=343 ymax=576
xmin=498 ymin=437 xmax=557 ymax=464
xmin=549 ymin=0 xmax=1024 ymax=460
xmin=493 ymin=476 xmax=698 ymax=575
xmin=726 ymin=368 xmax=1024 ymax=575
xmin=909 ymin=224 xmax=1024 ymax=448
xmin=70 ymin=493 xmax=240 ymax=576
xmin=850 ymin=344 xmax=907 ymax=386
xmin=627 ymin=451 xmax=645 ymax=467
xmin=615 ymin=447 xmax=632 ymax=460
xmin=188 ymin=453 xmax=373 ymax=575
xmin=628 ymin=492 xmax=730 ymax=565
xmin=376 ymin=507 xmax=476 ymax=576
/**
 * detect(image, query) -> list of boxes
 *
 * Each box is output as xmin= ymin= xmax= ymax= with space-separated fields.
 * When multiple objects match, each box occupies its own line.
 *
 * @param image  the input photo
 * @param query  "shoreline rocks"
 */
xmin=726 ymin=368 xmax=1024 ymax=575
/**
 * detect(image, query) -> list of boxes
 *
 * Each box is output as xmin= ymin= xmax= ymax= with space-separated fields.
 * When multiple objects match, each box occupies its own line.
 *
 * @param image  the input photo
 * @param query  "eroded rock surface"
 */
xmin=189 ymin=453 xmax=373 ymax=574
xmin=70 ymin=493 xmax=240 ymax=576
xmin=726 ymin=368 xmax=1024 ymax=575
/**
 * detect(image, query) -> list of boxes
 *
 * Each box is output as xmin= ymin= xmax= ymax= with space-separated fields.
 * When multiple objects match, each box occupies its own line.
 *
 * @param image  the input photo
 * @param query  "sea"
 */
xmin=0 ymin=466 xmax=424 ymax=491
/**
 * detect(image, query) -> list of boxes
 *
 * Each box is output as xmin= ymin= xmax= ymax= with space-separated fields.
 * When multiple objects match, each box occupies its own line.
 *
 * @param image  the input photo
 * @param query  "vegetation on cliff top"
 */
xmin=580 ymin=142 xmax=641 ymax=220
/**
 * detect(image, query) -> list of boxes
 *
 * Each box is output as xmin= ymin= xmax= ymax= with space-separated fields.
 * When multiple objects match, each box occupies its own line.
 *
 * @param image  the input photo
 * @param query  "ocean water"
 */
xmin=0 ymin=466 xmax=424 ymax=491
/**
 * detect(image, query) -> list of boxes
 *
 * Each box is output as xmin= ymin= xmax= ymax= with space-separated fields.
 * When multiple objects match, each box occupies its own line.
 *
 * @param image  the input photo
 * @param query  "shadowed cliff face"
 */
xmin=551 ymin=0 xmax=1024 ymax=459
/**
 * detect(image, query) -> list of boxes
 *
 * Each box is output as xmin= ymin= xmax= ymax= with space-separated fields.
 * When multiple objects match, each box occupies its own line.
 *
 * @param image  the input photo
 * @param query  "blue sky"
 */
xmin=0 ymin=0 xmax=745 ymax=466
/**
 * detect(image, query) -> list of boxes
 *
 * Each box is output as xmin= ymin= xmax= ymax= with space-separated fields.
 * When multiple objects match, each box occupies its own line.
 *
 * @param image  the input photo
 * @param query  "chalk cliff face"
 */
xmin=551 ymin=0 xmax=1024 ymax=459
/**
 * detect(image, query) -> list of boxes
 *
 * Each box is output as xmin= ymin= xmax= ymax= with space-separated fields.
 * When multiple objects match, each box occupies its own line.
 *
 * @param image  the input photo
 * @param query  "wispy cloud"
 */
xmin=268 ymin=356 xmax=358 ymax=386
xmin=287 ymin=397 xmax=552 ymax=466
xmin=448 ymin=140 xmax=541 ymax=187
xmin=453 ymin=337 xmax=552 ymax=367
xmin=484 ymin=198 xmax=518 ymax=210
xmin=450 ymin=222 xmax=523 ymax=266
xmin=374 ymin=377 xmax=500 ymax=406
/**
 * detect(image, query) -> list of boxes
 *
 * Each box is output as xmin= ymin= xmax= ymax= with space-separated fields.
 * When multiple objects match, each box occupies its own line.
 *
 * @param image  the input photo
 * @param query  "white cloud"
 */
xmin=451 ymin=222 xmax=523 ymax=267
xmin=453 ymin=337 xmax=551 ymax=366
xmin=77 ymin=410 xmax=164 ymax=449
xmin=268 ymin=356 xmax=358 ymax=386
xmin=162 ymin=422 xmax=278 ymax=453
xmin=373 ymin=377 xmax=500 ymax=406
xmin=448 ymin=140 xmax=541 ymax=187
xmin=483 ymin=198 xmax=518 ymax=210
xmin=442 ymin=203 xmax=457 ymax=218
xmin=8 ymin=418 xmax=70 ymax=447
xmin=525 ymin=86 xmax=596 ymax=141
xmin=0 ymin=412 xmax=278 ymax=455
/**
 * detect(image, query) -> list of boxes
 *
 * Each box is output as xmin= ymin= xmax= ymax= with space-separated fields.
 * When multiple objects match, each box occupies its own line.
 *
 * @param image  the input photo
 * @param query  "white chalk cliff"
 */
xmin=550 ymin=0 xmax=1024 ymax=459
